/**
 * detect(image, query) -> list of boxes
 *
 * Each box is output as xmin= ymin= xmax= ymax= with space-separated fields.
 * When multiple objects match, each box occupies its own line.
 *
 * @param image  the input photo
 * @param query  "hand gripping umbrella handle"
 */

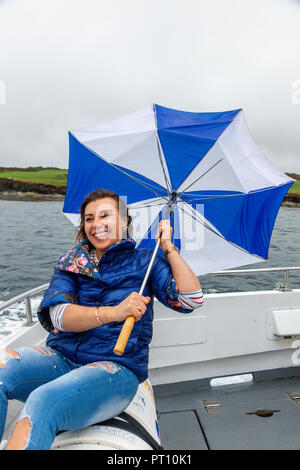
xmin=113 ymin=236 xmax=161 ymax=356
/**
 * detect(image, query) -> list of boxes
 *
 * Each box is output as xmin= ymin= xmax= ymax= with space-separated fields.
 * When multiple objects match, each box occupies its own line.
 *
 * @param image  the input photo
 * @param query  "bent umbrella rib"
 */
xmin=71 ymin=133 xmax=167 ymax=200
xmin=177 ymin=199 xmax=264 ymax=260
xmin=178 ymin=158 xmax=224 ymax=197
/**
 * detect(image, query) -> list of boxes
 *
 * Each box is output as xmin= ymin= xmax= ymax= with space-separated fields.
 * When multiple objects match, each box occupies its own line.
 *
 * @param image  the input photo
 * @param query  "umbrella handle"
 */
xmin=113 ymin=236 xmax=162 ymax=356
xmin=113 ymin=315 xmax=135 ymax=356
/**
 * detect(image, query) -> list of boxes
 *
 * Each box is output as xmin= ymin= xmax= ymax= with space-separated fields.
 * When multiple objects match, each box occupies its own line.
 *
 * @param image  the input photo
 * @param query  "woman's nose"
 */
xmin=93 ymin=218 xmax=105 ymax=230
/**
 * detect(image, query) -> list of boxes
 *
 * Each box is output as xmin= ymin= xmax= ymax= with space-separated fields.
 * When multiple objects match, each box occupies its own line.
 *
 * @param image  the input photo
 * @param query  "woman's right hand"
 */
xmin=111 ymin=292 xmax=151 ymax=323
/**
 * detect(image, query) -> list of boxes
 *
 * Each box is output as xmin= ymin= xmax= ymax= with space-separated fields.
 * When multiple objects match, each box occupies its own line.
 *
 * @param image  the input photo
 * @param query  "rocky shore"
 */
xmin=0 ymin=177 xmax=65 ymax=201
xmin=0 ymin=191 xmax=65 ymax=201
xmin=281 ymin=193 xmax=300 ymax=208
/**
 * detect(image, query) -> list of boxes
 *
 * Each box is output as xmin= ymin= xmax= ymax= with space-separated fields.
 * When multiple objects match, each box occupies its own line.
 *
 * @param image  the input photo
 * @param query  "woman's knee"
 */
xmin=0 ymin=349 xmax=21 ymax=369
xmin=0 ymin=347 xmax=42 ymax=371
xmin=13 ymin=384 xmax=58 ymax=436
xmin=6 ymin=386 xmax=58 ymax=450
xmin=0 ymin=349 xmax=22 ymax=395
xmin=24 ymin=382 xmax=53 ymax=415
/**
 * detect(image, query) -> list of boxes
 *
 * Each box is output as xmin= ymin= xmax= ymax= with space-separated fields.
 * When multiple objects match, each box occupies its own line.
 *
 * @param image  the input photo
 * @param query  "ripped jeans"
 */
xmin=0 ymin=346 xmax=139 ymax=450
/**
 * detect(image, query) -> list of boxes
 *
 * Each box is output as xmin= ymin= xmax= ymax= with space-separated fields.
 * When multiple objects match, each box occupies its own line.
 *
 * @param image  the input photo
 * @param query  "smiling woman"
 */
xmin=0 ymin=187 xmax=203 ymax=450
xmin=76 ymin=189 xmax=132 ymax=259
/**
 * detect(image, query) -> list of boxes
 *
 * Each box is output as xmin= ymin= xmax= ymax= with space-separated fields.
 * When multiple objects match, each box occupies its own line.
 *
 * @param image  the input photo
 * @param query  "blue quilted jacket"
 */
xmin=37 ymin=237 xmax=192 ymax=383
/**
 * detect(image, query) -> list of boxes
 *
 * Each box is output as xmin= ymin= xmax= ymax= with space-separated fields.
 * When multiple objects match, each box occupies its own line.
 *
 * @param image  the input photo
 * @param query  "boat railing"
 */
xmin=210 ymin=266 xmax=300 ymax=289
xmin=0 ymin=283 xmax=49 ymax=327
xmin=1 ymin=267 xmax=300 ymax=327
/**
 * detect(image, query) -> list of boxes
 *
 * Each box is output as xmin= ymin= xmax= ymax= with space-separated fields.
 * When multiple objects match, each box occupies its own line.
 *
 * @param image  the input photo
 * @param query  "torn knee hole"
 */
xmin=0 ymin=349 xmax=20 ymax=368
xmin=5 ymin=417 xmax=32 ymax=450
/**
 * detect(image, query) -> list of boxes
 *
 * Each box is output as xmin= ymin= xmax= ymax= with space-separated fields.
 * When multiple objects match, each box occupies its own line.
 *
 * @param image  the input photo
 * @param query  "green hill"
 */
xmin=0 ymin=167 xmax=68 ymax=186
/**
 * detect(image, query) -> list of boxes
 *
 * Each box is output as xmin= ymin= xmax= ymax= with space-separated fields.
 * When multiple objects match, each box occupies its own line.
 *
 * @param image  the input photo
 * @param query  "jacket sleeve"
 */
xmin=148 ymin=251 xmax=194 ymax=314
xmin=37 ymin=267 xmax=78 ymax=332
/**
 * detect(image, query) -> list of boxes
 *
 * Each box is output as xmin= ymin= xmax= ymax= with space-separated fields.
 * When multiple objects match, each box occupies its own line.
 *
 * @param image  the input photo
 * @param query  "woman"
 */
xmin=0 ymin=189 xmax=203 ymax=450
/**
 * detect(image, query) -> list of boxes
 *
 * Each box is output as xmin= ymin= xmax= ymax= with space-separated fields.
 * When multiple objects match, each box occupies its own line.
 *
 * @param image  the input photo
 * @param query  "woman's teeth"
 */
xmin=94 ymin=232 xmax=107 ymax=239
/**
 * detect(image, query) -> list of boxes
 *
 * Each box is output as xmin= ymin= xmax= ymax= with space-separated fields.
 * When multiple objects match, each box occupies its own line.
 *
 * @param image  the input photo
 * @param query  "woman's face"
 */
xmin=84 ymin=197 xmax=126 ymax=254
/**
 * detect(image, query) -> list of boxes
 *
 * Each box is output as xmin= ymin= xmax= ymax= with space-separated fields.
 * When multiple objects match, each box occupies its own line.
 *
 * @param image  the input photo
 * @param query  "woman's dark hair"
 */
xmin=76 ymin=188 xmax=132 ymax=243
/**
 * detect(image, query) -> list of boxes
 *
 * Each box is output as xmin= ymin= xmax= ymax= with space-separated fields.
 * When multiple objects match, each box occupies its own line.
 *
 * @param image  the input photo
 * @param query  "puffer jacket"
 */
xmin=37 ymin=237 xmax=193 ymax=383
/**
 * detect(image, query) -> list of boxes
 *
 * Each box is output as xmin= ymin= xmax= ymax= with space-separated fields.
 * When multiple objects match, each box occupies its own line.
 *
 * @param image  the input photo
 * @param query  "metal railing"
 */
xmin=209 ymin=266 xmax=300 ymax=292
xmin=0 ymin=283 xmax=49 ymax=326
xmin=0 ymin=266 xmax=300 ymax=326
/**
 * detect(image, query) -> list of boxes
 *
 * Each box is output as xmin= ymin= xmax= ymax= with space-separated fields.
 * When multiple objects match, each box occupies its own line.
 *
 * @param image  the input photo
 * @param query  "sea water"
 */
xmin=0 ymin=200 xmax=300 ymax=340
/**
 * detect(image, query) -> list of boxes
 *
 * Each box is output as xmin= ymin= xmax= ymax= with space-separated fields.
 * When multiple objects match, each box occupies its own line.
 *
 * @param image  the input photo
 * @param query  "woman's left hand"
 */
xmin=155 ymin=219 xmax=173 ymax=251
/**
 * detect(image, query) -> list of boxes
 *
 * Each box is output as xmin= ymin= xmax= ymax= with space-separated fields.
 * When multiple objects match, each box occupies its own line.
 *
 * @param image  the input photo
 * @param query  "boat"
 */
xmin=1 ymin=265 xmax=300 ymax=450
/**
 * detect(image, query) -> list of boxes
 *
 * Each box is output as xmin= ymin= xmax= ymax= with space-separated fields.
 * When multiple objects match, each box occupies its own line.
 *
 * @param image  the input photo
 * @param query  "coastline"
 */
xmin=0 ymin=190 xmax=300 ymax=207
xmin=0 ymin=191 xmax=65 ymax=202
xmin=281 ymin=201 xmax=300 ymax=208
xmin=1 ymin=171 xmax=299 ymax=206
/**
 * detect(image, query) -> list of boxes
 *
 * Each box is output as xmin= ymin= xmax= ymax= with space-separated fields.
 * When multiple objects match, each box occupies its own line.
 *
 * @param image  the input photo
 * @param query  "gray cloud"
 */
xmin=0 ymin=0 xmax=300 ymax=172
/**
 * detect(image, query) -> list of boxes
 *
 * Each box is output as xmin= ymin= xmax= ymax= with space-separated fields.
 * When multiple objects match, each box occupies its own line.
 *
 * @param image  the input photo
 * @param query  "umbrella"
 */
xmin=64 ymin=104 xmax=293 ymax=273
xmin=63 ymin=104 xmax=294 ymax=353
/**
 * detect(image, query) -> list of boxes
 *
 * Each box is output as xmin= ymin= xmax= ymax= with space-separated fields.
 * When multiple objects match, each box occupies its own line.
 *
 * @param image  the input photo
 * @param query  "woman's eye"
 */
xmin=100 ymin=211 xmax=111 ymax=218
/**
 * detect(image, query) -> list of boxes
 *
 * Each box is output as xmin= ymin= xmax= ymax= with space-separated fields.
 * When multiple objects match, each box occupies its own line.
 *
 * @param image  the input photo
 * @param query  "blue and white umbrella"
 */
xmin=63 ymin=104 xmax=294 ymax=276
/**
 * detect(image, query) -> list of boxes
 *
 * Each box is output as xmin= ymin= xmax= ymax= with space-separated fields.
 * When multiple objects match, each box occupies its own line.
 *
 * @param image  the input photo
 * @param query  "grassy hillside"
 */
xmin=289 ymin=180 xmax=300 ymax=194
xmin=0 ymin=168 xmax=68 ymax=186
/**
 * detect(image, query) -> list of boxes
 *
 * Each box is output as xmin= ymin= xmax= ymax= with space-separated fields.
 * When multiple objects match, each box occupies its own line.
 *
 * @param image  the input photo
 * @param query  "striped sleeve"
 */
xmin=177 ymin=290 xmax=204 ymax=310
xmin=49 ymin=303 xmax=69 ymax=332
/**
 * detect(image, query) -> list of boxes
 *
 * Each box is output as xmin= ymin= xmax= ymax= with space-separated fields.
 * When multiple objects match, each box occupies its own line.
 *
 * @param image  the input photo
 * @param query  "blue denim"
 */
xmin=0 ymin=346 xmax=139 ymax=450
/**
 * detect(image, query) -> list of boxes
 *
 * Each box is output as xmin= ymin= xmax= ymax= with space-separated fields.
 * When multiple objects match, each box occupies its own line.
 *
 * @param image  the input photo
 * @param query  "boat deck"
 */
xmin=154 ymin=367 xmax=300 ymax=450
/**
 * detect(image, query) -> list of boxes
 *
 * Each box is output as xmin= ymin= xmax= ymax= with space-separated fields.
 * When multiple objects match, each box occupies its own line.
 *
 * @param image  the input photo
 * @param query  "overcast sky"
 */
xmin=0 ymin=0 xmax=300 ymax=173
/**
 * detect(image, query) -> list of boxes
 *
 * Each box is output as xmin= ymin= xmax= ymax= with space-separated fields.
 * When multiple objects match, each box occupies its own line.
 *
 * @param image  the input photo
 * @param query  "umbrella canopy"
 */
xmin=63 ymin=104 xmax=294 ymax=276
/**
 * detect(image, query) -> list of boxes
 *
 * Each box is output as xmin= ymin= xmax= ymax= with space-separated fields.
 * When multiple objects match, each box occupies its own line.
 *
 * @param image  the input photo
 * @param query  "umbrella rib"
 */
xmin=156 ymin=136 xmax=172 ymax=195
xmin=178 ymin=158 xmax=224 ymax=197
xmin=180 ymin=184 xmax=278 ymax=203
xmin=178 ymin=200 xmax=224 ymax=238
xmin=129 ymin=199 xmax=168 ymax=209
xmin=135 ymin=203 xmax=169 ymax=246
xmin=103 ymin=159 xmax=167 ymax=199
xmin=110 ymin=164 xmax=167 ymax=198
xmin=153 ymin=107 xmax=172 ymax=195
xmin=174 ymin=111 xmax=242 ymax=195
xmin=73 ymin=135 xmax=168 ymax=200
xmin=178 ymin=200 xmax=264 ymax=260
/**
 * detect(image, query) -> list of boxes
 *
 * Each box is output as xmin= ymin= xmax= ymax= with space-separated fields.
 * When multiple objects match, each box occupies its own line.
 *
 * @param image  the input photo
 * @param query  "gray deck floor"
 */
xmin=154 ymin=368 xmax=300 ymax=450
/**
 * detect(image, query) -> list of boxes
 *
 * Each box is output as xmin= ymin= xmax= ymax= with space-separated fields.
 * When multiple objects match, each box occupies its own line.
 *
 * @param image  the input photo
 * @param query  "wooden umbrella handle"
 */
xmin=113 ymin=315 xmax=135 ymax=356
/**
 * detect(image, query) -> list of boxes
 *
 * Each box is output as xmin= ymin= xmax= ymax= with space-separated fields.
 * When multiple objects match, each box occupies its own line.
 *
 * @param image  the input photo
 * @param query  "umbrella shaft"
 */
xmin=139 ymin=237 xmax=161 ymax=296
xmin=138 ymin=203 xmax=174 ymax=296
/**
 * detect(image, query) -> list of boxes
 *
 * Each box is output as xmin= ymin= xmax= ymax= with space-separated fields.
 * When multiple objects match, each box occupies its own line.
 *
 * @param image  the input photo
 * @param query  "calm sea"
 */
xmin=0 ymin=200 xmax=300 ymax=339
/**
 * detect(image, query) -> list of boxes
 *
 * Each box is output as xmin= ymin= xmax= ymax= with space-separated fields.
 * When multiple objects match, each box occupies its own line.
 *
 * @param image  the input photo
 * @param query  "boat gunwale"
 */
xmin=1 ymin=266 xmax=300 ymax=325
